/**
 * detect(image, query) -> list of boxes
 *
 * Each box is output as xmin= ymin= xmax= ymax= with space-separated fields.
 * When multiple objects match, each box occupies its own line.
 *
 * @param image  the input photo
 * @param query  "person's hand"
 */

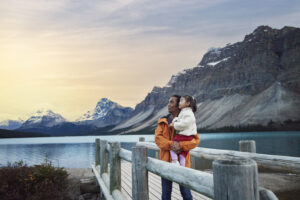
xmin=171 ymin=141 xmax=182 ymax=154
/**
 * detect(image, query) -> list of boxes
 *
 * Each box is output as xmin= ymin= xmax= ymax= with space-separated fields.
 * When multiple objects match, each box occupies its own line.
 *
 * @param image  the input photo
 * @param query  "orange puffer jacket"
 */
xmin=154 ymin=117 xmax=200 ymax=168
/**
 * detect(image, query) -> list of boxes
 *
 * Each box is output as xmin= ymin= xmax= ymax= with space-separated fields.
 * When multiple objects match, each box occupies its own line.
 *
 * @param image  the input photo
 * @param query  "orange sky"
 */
xmin=1 ymin=0 xmax=299 ymax=121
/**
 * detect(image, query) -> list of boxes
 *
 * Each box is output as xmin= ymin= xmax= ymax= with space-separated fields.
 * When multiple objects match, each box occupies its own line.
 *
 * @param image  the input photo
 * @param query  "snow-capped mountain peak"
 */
xmin=76 ymin=98 xmax=133 ymax=128
xmin=77 ymin=98 xmax=121 ymax=121
xmin=20 ymin=109 xmax=66 ymax=129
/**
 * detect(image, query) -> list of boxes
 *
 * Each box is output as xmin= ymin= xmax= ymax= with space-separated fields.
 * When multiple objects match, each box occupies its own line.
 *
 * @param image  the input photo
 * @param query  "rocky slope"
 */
xmin=113 ymin=25 xmax=300 ymax=133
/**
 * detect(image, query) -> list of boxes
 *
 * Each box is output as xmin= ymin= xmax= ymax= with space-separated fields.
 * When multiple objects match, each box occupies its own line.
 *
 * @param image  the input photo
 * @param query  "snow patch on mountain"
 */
xmin=207 ymin=57 xmax=230 ymax=66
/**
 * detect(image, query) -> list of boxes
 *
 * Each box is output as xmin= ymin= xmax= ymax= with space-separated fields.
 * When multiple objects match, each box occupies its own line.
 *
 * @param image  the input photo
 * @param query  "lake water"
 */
xmin=0 ymin=131 xmax=299 ymax=168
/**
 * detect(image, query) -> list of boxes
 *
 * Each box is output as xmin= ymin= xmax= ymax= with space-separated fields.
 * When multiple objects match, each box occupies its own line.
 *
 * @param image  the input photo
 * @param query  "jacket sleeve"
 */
xmin=155 ymin=123 xmax=172 ymax=151
xmin=173 ymin=112 xmax=194 ymax=131
xmin=179 ymin=134 xmax=200 ymax=152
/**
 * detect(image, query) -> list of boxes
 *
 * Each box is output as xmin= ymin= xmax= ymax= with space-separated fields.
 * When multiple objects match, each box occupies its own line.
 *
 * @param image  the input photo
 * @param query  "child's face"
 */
xmin=179 ymin=97 xmax=189 ymax=109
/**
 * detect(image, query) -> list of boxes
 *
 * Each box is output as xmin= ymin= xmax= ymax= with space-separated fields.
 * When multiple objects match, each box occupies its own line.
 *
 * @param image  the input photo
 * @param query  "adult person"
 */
xmin=155 ymin=95 xmax=200 ymax=200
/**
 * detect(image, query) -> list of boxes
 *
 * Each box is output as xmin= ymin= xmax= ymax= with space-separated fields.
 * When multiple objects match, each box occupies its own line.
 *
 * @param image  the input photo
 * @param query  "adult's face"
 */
xmin=168 ymin=97 xmax=179 ymax=114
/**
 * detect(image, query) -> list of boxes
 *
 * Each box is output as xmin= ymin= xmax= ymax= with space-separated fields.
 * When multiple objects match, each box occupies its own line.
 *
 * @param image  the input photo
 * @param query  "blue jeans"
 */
xmin=161 ymin=177 xmax=193 ymax=200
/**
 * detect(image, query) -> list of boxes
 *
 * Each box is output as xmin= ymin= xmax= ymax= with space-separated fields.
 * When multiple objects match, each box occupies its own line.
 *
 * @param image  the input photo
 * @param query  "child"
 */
xmin=169 ymin=95 xmax=197 ymax=166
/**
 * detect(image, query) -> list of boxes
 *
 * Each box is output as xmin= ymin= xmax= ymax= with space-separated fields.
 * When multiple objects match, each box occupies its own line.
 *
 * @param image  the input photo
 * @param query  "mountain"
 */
xmin=76 ymin=98 xmax=133 ymax=128
xmin=0 ymin=119 xmax=24 ymax=130
xmin=19 ymin=109 xmax=66 ymax=129
xmin=112 ymin=25 xmax=300 ymax=133
xmin=13 ymin=99 xmax=133 ymax=136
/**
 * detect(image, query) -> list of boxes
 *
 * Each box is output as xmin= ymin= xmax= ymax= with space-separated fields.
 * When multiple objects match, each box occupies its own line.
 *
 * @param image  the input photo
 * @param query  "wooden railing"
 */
xmin=137 ymin=141 xmax=300 ymax=174
xmin=90 ymin=138 xmax=296 ymax=200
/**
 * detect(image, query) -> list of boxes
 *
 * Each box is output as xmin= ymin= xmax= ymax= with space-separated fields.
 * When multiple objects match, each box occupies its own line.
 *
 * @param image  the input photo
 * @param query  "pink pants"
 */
xmin=170 ymin=150 xmax=186 ymax=166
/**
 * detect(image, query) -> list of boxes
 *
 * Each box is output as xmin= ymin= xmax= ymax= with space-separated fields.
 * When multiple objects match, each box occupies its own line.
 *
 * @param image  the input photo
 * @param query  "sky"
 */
xmin=1 ymin=0 xmax=300 ymax=121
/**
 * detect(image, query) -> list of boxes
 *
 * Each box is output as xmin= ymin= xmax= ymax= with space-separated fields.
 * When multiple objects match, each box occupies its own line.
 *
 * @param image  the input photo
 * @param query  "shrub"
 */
xmin=0 ymin=160 xmax=69 ymax=200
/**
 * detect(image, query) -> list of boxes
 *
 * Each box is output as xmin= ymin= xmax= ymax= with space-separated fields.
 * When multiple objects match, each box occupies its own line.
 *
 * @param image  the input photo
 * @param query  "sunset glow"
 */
xmin=1 ymin=0 xmax=299 ymax=121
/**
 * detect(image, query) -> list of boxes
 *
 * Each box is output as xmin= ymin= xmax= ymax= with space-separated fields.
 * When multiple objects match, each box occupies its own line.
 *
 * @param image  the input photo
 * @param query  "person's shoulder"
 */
xmin=157 ymin=114 xmax=170 ymax=123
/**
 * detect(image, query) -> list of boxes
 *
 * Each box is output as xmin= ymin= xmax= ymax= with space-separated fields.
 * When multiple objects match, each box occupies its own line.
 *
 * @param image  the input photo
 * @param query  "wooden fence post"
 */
xmin=132 ymin=146 xmax=149 ymax=200
xmin=213 ymin=158 xmax=259 ymax=200
xmin=109 ymin=142 xmax=121 ymax=193
xmin=191 ymin=155 xmax=196 ymax=169
xmin=239 ymin=140 xmax=256 ymax=153
xmin=155 ymin=150 xmax=159 ymax=159
xmin=100 ymin=140 xmax=108 ymax=175
xmin=95 ymin=138 xmax=100 ymax=166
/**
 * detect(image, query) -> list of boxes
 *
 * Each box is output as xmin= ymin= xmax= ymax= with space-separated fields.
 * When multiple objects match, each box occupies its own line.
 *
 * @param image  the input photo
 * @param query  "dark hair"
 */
xmin=172 ymin=94 xmax=181 ymax=107
xmin=182 ymin=95 xmax=197 ymax=112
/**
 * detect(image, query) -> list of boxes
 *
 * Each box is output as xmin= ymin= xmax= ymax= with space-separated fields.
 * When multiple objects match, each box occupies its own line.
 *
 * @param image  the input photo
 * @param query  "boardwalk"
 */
xmin=93 ymin=139 xmax=286 ymax=200
xmin=101 ymin=161 xmax=211 ymax=200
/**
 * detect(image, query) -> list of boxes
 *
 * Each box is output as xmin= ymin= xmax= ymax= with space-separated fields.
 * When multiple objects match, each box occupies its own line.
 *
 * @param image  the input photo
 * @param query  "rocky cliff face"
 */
xmin=114 ymin=25 xmax=300 ymax=132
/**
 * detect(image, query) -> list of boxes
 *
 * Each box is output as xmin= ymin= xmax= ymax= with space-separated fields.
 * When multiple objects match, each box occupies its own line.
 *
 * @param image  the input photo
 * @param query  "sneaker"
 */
xmin=172 ymin=160 xmax=180 ymax=165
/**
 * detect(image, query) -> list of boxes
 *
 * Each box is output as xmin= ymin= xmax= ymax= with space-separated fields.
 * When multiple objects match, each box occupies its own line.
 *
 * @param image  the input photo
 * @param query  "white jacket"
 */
xmin=172 ymin=107 xmax=197 ymax=136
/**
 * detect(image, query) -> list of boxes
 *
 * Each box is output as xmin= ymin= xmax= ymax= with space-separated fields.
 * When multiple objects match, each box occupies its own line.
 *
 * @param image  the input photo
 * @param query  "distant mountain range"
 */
xmin=1 ymin=98 xmax=133 ymax=136
xmin=1 ymin=25 xmax=300 ymax=137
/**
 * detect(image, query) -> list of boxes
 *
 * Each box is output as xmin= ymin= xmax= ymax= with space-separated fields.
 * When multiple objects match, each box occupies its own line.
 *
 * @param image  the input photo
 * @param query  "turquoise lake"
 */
xmin=0 ymin=131 xmax=299 ymax=168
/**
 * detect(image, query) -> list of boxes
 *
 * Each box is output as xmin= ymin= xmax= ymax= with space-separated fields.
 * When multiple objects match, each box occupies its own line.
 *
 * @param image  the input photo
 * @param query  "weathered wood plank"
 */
xmin=259 ymin=187 xmax=279 ymax=200
xmin=121 ymin=161 xmax=211 ymax=200
xmin=91 ymin=164 xmax=114 ymax=200
xmin=122 ymin=163 xmax=161 ymax=199
xmin=239 ymin=140 xmax=256 ymax=153
xmin=146 ymin=157 xmax=214 ymax=198
xmin=213 ymin=158 xmax=259 ymax=200
xmin=100 ymin=172 xmax=109 ymax=189
xmin=137 ymin=142 xmax=300 ymax=174
xmin=132 ymin=146 xmax=149 ymax=200
xmin=95 ymin=139 xmax=100 ymax=165
xmin=112 ymin=189 xmax=127 ymax=200
xmin=110 ymin=142 xmax=122 ymax=194
xmin=123 ymin=157 xmax=212 ymax=199
xmin=192 ymin=147 xmax=300 ymax=174
xmin=100 ymin=140 xmax=108 ymax=175
xmin=119 ymin=149 xmax=132 ymax=162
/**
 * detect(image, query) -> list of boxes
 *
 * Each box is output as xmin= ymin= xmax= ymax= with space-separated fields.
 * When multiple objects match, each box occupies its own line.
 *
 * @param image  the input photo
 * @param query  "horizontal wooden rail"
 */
xmin=191 ymin=147 xmax=300 ymax=174
xmin=136 ymin=141 xmax=300 ymax=174
xmin=91 ymin=164 xmax=114 ymax=200
xmin=147 ymin=157 xmax=214 ymax=198
xmin=259 ymin=187 xmax=279 ymax=200
xmin=119 ymin=149 xmax=132 ymax=162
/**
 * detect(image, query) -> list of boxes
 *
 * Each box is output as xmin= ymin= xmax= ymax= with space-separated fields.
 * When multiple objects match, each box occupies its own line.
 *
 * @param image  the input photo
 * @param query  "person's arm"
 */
xmin=173 ymin=113 xmax=194 ymax=131
xmin=155 ymin=123 xmax=172 ymax=151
